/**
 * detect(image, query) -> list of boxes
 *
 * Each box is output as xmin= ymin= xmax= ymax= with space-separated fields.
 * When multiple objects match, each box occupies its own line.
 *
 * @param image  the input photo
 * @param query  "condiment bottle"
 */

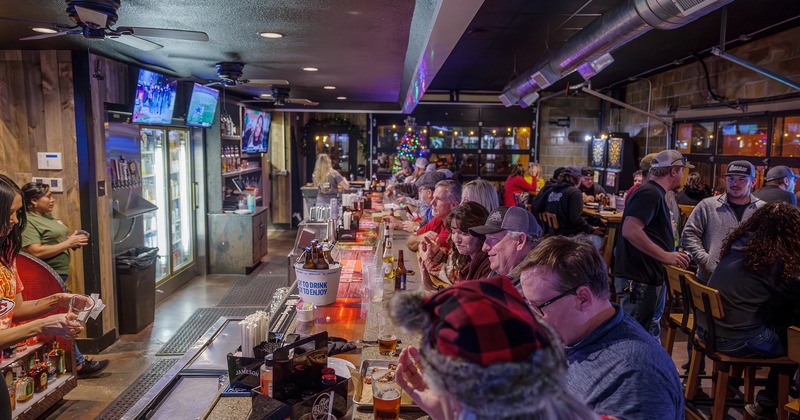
xmin=260 ymin=355 xmax=273 ymax=397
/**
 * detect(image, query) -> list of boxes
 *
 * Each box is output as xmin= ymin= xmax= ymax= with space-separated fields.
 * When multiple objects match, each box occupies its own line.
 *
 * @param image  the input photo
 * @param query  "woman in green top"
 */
xmin=20 ymin=182 xmax=109 ymax=379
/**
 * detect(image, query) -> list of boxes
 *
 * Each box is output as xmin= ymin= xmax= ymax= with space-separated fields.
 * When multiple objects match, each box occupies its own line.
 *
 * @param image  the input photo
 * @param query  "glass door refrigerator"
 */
xmin=140 ymin=127 xmax=195 ymax=282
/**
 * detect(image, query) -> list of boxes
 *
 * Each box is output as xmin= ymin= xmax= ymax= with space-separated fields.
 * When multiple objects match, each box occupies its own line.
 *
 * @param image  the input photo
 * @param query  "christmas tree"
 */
xmin=393 ymin=117 xmax=426 ymax=173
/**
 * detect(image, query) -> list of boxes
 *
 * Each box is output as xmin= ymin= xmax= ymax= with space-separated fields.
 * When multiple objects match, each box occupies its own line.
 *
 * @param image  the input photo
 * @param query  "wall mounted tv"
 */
xmin=185 ymin=83 xmax=220 ymax=128
xmin=242 ymin=109 xmax=271 ymax=153
xmin=132 ymin=69 xmax=178 ymax=125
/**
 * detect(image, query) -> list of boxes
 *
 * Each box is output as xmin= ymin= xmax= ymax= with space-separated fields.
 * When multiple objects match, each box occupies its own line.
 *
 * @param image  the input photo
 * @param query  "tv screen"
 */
xmin=185 ymin=83 xmax=220 ymax=128
xmin=132 ymin=69 xmax=178 ymax=125
xmin=242 ymin=109 xmax=271 ymax=153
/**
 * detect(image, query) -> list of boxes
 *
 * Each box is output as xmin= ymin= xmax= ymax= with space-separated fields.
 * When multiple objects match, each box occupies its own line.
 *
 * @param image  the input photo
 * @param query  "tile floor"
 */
xmin=38 ymin=227 xmax=758 ymax=419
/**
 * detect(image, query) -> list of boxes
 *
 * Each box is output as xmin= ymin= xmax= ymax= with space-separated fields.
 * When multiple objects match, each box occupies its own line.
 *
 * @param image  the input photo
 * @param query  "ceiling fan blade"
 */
xmin=110 ymin=35 xmax=163 ymax=51
xmin=241 ymin=99 xmax=275 ymax=103
xmin=0 ymin=16 xmax=62 ymax=25
xmin=74 ymin=6 xmax=108 ymax=27
xmin=118 ymin=27 xmax=209 ymax=42
xmin=20 ymin=31 xmax=69 ymax=41
xmin=248 ymin=79 xmax=289 ymax=86
xmin=286 ymin=98 xmax=319 ymax=106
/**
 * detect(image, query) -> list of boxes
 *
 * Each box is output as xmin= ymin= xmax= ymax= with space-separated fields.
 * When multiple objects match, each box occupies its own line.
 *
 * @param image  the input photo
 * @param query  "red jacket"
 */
xmin=503 ymin=175 xmax=537 ymax=207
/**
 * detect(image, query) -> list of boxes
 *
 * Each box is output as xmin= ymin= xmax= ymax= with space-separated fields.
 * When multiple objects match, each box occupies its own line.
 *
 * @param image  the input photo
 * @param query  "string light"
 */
xmin=392 ymin=129 xmax=425 ymax=174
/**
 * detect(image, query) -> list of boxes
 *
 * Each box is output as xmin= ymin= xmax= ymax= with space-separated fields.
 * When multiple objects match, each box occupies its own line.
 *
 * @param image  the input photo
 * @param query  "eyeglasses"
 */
xmin=528 ymin=283 xmax=586 ymax=317
xmin=725 ymin=176 xmax=751 ymax=184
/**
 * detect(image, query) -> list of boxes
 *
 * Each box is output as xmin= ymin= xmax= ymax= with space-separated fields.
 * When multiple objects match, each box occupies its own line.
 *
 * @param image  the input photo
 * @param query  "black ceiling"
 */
xmin=1 ymin=0 xmax=799 ymax=111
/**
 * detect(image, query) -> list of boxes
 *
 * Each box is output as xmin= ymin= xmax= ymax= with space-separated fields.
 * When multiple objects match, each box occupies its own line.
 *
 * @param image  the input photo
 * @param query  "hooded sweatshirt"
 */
xmin=544 ymin=182 xmax=595 ymax=236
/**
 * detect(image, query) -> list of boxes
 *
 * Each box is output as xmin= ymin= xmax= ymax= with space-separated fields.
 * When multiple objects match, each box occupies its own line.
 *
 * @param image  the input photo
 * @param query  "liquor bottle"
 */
xmin=302 ymin=247 xmax=315 ymax=269
xmin=394 ymin=250 xmax=407 ymax=291
xmin=13 ymin=365 xmax=33 ymax=402
xmin=382 ymin=234 xmax=394 ymax=281
xmin=29 ymin=359 xmax=48 ymax=393
xmin=45 ymin=354 xmax=56 ymax=383
xmin=260 ymin=355 xmax=273 ymax=397
xmin=49 ymin=342 xmax=66 ymax=376
xmin=322 ymin=239 xmax=335 ymax=265
xmin=7 ymin=377 xmax=14 ymax=411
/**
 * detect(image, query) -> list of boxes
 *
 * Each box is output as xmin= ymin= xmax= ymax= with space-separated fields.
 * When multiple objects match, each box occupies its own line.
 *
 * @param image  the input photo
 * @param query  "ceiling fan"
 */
xmin=1 ymin=0 xmax=208 ymax=51
xmin=203 ymin=62 xmax=290 ymax=88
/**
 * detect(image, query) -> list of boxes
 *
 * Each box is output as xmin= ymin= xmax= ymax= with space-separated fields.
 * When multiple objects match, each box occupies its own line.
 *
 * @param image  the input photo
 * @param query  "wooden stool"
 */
xmin=542 ymin=211 xmax=559 ymax=236
xmin=662 ymin=264 xmax=695 ymax=356
xmin=785 ymin=326 xmax=799 ymax=417
xmin=685 ymin=278 xmax=796 ymax=420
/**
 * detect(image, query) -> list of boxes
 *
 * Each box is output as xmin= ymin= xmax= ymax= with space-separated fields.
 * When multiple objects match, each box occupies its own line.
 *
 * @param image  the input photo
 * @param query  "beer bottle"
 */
xmin=322 ymin=240 xmax=335 ymax=265
xmin=394 ymin=250 xmax=407 ymax=291
xmin=382 ymin=235 xmax=394 ymax=280
xmin=315 ymin=245 xmax=329 ymax=270
xmin=303 ymin=247 xmax=315 ymax=269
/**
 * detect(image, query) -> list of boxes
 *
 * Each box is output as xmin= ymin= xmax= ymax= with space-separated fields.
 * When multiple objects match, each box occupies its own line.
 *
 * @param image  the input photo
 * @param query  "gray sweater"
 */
xmin=680 ymin=193 xmax=763 ymax=282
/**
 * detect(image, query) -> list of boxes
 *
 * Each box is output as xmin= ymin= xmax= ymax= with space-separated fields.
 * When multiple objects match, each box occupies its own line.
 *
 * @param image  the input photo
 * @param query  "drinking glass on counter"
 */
xmin=371 ymin=369 xmax=401 ymax=420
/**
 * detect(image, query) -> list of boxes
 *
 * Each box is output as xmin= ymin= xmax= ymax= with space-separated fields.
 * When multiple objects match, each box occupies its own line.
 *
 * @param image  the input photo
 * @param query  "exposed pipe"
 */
xmin=711 ymin=47 xmax=800 ymax=91
xmin=501 ymin=0 xmax=735 ymax=106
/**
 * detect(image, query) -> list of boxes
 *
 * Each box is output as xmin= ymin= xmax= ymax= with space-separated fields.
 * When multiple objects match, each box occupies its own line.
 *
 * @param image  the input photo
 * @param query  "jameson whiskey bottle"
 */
xmin=29 ymin=359 xmax=48 ymax=393
xmin=394 ymin=250 xmax=407 ymax=291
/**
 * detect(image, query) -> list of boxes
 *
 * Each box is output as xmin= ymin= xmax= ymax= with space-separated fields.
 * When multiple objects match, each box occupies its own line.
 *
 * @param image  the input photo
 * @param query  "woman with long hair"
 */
xmin=312 ymin=154 xmax=349 ymax=206
xmin=705 ymin=202 xmax=800 ymax=418
xmin=419 ymin=202 xmax=492 ymax=291
xmin=503 ymin=164 xmax=537 ymax=207
xmin=526 ymin=162 xmax=546 ymax=191
xmin=21 ymin=182 xmax=109 ymax=378
xmin=676 ymin=172 xmax=712 ymax=205
xmin=0 ymin=175 xmax=91 ymax=416
xmin=461 ymin=179 xmax=499 ymax=213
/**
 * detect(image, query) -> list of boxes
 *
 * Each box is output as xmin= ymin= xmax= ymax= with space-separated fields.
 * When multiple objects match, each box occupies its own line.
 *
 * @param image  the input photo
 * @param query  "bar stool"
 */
xmin=541 ymin=211 xmax=559 ymax=235
xmin=685 ymin=277 xmax=796 ymax=420
xmin=785 ymin=326 xmax=799 ymax=417
xmin=662 ymin=264 xmax=695 ymax=356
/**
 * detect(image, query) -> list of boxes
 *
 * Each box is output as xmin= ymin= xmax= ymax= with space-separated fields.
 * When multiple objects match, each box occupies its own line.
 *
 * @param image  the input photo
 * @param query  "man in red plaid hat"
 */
xmin=389 ymin=276 xmax=600 ymax=419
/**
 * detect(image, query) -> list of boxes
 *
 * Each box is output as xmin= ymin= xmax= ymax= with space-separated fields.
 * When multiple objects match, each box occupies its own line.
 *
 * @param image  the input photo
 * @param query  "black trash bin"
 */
xmin=116 ymin=246 xmax=159 ymax=334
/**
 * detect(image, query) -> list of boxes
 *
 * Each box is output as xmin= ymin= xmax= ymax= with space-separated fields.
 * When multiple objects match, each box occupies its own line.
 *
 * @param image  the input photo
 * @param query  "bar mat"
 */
xmin=251 ymin=259 xmax=290 ymax=276
xmin=95 ymin=358 xmax=179 ymax=420
xmin=156 ymin=307 xmax=264 ymax=355
xmin=215 ymin=274 xmax=287 ymax=307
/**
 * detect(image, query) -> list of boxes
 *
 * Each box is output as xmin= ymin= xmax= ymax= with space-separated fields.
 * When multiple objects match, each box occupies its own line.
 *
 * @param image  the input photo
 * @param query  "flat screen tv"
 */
xmin=242 ymin=109 xmax=270 ymax=153
xmin=132 ymin=69 xmax=178 ymax=125
xmin=185 ymin=83 xmax=220 ymax=128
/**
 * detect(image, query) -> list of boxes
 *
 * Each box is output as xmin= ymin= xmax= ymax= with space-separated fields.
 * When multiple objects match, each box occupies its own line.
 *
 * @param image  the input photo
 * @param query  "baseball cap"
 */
xmin=415 ymin=171 xmax=445 ymax=191
xmin=425 ymin=163 xmax=437 ymax=172
xmin=640 ymin=153 xmax=658 ymax=172
xmin=469 ymin=206 xmax=542 ymax=237
xmin=562 ymin=166 xmax=582 ymax=177
xmin=580 ymin=166 xmax=594 ymax=176
xmin=724 ymin=160 xmax=756 ymax=178
xmin=415 ymin=157 xmax=429 ymax=169
xmin=437 ymin=168 xmax=453 ymax=179
xmin=764 ymin=165 xmax=797 ymax=182
xmin=649 ymin=149 xmax=695 ymax=169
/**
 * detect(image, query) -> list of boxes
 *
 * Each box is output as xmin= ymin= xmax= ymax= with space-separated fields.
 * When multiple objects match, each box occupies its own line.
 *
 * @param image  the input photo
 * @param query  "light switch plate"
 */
xmin=32 ymin=177 xmax=64 ymax=193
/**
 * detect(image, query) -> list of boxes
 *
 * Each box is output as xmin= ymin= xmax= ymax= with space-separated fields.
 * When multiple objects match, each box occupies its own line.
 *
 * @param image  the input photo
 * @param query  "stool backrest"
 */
xmin=685 ymin=276 xmax=725 ymax=353
xmin=788 ymin=326 xmax=800 ymax=363
xmin=16 ymin=252 xmax=68 ymax=316
xmin=542 ymin=211 xmax=559 ymax=234
xmin=664 ymin=264 xmax=695 ymax=331
xmin=678 ymin=204 xmax=695 ymax=230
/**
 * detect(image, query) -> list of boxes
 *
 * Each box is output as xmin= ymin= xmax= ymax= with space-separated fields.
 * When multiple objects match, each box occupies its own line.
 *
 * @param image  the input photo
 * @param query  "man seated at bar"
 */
xmin=468 ymin=206 xmax=542 ymax=287
xmin=754 ymin=165 xmax=797 ymax=206
xmin=405 ymin=180 xmax=461 ymax=252
xmin=418 ymin=202 xmax=492 ymax=291
xmin=533 ymin=166 xmax=604 ymax=246
xmin=682 ymin=160 xmax=763 ymax=284
xmin=700 ymin=202 xmax=800 ymax=418
xmin=614 ymin=149 xmax=691 ymax=337
xmin=516 ymin=235 xmax=685 ymax=420
xmin=580 ymin=167 xmax=607 ymax=203
xmin=391 ymin=177 xmax=438 ymax=232
xmin=389 ymin=276 xmax=601 ymax=420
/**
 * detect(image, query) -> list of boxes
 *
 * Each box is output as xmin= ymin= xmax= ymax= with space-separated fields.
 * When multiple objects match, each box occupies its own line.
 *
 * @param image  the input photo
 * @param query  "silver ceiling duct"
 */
xmin=500 ymin=0 xmax=735 ymax=107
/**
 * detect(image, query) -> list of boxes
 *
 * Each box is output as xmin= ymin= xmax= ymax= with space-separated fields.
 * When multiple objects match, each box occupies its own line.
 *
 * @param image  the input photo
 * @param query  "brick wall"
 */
xmin=537 ymin=96 xmax=601 ymax=178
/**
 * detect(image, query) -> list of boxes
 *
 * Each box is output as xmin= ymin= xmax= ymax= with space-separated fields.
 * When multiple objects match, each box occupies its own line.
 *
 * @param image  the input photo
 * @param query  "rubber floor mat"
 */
xmin=156 ymin=306 xmax=264 ymax=355
xmin=95 ymin=358 xmax=179 ymax=419
xmin=215 ymin=274 xmax=288 ymax=307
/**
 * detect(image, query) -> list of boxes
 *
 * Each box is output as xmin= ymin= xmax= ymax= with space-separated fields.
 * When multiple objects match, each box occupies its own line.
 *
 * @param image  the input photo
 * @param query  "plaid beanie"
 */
xmin=390 ymin=276 xmax=575 ymax=418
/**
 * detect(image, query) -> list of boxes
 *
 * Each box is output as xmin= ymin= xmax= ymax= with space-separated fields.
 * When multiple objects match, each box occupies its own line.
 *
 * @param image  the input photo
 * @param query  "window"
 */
xmin=675 ymin=122 xmax=714 ymax=154
xmin=771 ymin=116 xmax=800 ymax=157
xmin=718 ymin=119 xmax=768 ymax=156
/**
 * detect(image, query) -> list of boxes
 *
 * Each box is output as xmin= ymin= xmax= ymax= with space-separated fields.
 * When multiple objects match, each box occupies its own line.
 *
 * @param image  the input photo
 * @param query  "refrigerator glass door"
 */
xmin=168 ymin=129 xmax=194 ymax=272
xmin=140 ymin=127 xmax=170 ymax=282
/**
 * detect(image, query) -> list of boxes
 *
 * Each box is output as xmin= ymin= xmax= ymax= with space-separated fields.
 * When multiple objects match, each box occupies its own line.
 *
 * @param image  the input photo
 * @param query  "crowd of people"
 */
xmin=363 ymin=153 xmax=800 ymax=420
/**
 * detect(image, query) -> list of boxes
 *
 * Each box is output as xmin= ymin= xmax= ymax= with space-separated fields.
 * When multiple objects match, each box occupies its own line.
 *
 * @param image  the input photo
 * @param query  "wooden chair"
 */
xmin=541 ymin=211 xmax=559 ymax=236
xmin=662 ymin=264 xmax=695 ymax=356
xmin=785 ymin=326 xmax=799 ymax=417
xmin=684 ymin=277 xmax=795 ymax=420
xmin=678 ymin=204 xmax=695 ymax=232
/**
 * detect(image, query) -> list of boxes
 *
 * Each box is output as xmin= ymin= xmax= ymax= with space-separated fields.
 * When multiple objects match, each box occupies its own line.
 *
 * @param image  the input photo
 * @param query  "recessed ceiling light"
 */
xmin=337 ymin=96 xmax=347 ymax=100
xmin=259 ymin=94 xmax=274 ymax=98
xmin=258 ymin=32 xmax=284 ymax=39
xmin=302 ymin=67 xmax=319 ymax=72
xmin=32 ymin=27 xmax=58 ymax=34
xmin=323 ymin=86 xmax=336 ymax=90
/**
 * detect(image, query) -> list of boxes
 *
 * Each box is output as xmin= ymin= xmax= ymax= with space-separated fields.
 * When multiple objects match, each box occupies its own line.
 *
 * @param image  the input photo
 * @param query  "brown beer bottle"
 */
xmin=394 ymin=250 xmax=407 ymax=291
xmin=303 ymin=247 xmax=315 ymax=269
xmin=315 ymin=245 xmax=329 ymax=270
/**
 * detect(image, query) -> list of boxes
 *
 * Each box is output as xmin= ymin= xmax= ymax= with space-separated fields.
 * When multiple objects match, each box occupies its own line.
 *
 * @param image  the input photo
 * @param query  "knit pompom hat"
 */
xmin=389 ymin=276 xmax=573 ymax=418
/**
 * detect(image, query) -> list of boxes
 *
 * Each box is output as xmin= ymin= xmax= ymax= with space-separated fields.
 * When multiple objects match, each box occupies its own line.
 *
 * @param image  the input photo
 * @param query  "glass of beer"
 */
xmin=372 ymin=369 xmax=401 ymax=420
xmin=377 ymin=333 xmax=397 ymax=356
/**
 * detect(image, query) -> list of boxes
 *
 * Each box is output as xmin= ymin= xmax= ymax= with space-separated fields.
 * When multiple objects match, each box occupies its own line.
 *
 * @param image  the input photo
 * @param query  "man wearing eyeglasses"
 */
xmin=681 ymin=160 xmax=764 ymax=284
xmin=515 ymin=236 xmax=684 ymax=420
